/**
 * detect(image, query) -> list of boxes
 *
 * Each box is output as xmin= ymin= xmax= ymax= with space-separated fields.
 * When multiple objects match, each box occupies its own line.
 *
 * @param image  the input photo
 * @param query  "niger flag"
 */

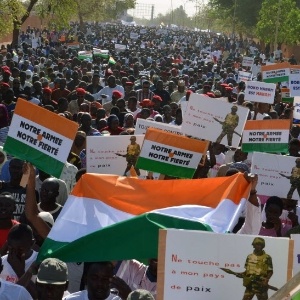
xmin=38 ymin=173 xmax=250 ymax=262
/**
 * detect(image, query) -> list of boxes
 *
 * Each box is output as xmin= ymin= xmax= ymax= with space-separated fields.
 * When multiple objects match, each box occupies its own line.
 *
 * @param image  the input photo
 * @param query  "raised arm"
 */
xmin=25 ymin=163 xmax=51 ymax=239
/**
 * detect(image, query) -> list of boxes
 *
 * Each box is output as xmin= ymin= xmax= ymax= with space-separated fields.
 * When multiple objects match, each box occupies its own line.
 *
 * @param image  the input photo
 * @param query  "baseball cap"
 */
xmin=127 ymin=289 xmax=155 ymax=300
xmin=37 ymin=258 xmax=68 ymax=285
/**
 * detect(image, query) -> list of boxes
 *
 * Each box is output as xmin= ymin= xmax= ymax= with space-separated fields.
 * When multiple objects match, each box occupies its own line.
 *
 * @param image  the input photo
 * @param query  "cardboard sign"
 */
xmin=181 ymin=94 xmax=248 ymax=148
xmin=291 ymin=235 xmax=300 ymax=278
xmin=135 ymin=119 xmax=183 ymax=135
xmin=242 ymin=120 xmax=290 ymax=153
xmin=130 ymin=32 xmax=139 ymax=39
xmin=244 ymin=81 xmax=276 ymax=104
xmin=238 ymin=71 xmax=252 ymax=82
xmin=242 ymin=56 xmax=254 ymax=68
xmin=115 ymin=44 xmax=127 ymax=52
xmin=136 ymin=128 xmax=208 ymax=178
xmin=290 ymin=66 xmax=300 ymax=75
xmin=293 ymin=97 xmax=300 ymax=120
xmin=262 ymin=62 xmax=290 ymax=83
xmin=86 ymin=135 xmax=146 ymax=176
xmin=4 ymin=99 xmax=78 ymax=178
xmin=290 ymin=74 xmax=300 ymax=97
xmin=157 ymin=229 xmax=292 ymax=300
xmin=251 ymin=152 xmax=300 ymax=202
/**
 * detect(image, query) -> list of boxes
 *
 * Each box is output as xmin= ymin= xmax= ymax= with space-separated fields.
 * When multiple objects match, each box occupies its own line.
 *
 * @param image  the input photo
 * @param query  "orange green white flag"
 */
xmin=241 ymin=120 xmax=290 ymax=153
xmin=4 ymin=99 xmax=78 ymax=177
xmin=136 ymin=128 xmax=209 ymax=178
xmin=38 ymin=173 xmax=250 ymax=262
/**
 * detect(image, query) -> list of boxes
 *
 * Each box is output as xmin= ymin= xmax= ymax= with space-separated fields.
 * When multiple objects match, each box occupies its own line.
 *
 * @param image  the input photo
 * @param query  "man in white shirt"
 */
xmin=0 ymin=276 xmax=32 ymax=299
xmin=92 ymin=76 xmax=124 ymax=103
xmin=0 ymin=224 xmax=38 ymax=284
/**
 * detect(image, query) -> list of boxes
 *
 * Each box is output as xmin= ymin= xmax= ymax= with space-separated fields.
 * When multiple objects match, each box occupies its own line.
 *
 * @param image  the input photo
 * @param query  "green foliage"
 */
xmin=208 ymin=0 xmax=262 ymax=31
xmin=256 ymin=0 xmax=300 ymax=45
xmin=0 ymin=0 xmax=26 ymax=35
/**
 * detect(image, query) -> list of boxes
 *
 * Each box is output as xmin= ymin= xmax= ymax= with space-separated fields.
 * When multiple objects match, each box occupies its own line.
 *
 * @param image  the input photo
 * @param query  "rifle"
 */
xmin=220 ymin=268 xmax=278 ymax=291
xmin=213 ymin=118 xmax=242 ymax=138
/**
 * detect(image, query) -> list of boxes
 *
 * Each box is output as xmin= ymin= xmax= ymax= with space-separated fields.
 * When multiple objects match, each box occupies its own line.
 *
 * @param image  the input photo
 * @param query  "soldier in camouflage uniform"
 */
xmin=215 ymin=105 xmax=239 ymax=146
xmin=280 ymin=158 xmax=300 ymax=199
xmin=240 ymin=237 xmax=273 ymax=300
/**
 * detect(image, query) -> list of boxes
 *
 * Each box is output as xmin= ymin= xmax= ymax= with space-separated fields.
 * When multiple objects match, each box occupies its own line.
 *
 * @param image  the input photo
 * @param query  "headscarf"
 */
xmin=0 ymin=146 xmax=7 ymax=172
xmin=0 ymin=104 xmax=9 ymax=129
xmin=123 ymin=113 xmax=134 ymax=128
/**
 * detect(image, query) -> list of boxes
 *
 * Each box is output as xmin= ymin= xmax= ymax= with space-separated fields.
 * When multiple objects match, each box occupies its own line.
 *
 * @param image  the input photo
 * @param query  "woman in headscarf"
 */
xmin=101 ymin=114 xmax=124 ymax=135
xmin=123 ymin=113 xmax=135 ymax=129
xmin=0 ymin=104 xmax=9 ymax=129
xmin=71 ymin=131 xmax=86 ymax=156
xmin=0 ymin=105 xmax=10 ymax=146
xmin=0 ymin=146 xmax=7 ymax=174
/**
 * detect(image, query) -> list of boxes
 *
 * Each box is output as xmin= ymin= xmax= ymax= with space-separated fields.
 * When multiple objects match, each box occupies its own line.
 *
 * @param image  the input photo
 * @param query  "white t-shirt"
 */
xmin=0 ymin=250 xmax=38 ymax=283
xmin=0 ymin=279 xmax=32 ymax=300
xmin=92 ymin=85 xmax=124 ymax=103
xmin=64 ymin=290 xmax=121 ymax=300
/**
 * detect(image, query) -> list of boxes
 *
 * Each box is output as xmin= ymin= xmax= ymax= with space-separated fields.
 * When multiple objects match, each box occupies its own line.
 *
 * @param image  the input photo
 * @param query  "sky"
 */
xmin=128 ymin=0 xmax=208 ymax=18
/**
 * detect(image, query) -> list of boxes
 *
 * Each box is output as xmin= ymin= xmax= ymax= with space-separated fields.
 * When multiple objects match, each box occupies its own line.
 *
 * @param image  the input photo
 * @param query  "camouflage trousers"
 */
xmin=288 ymin=178 xmax=300 ymax=199
xmin=216 ymin=130 xmax=234 ymax=146
xmin=242 ymin=284 xmax=268 ymax=300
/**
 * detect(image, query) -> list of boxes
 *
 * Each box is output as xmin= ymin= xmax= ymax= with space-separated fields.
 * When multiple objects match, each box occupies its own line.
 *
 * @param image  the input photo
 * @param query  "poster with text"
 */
xmin=244 ymin=81 xmax=276 ymax=104
xmin=293 ymin=97 xmax=300 ymax=120
xmin=181 ymin=94 xmax=249 ymax=148
xmin=135 ymin=119 xmax=183 ymax=135
xmin=158 ymin=229 xmax=292 ymax=300
xmin=242 ymin=56 xmax=254 ymax=68
xmin=262 ymin=62 xmax=290 ymax=83
xmin=290 ymin=74 xmax=300 ymax=97
xmin=86 ymin=135 xmax=146 ymax=177
xmin=251 ymin=152 xmax=300 ymax=202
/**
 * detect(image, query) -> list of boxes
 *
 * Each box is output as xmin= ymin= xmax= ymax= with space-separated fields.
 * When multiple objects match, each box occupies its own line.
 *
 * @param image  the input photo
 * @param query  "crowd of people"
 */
xmin=0 ymin=20 xmax=299 ymax=299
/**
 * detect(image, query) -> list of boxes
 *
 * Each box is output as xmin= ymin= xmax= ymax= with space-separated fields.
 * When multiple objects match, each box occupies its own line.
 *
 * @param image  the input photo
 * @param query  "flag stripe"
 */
xmin=14 ymin=99 xmax=78 ymax=139
xmin=70 ymin=173 xmax=250 ymax=213
xmin=4 ymin=137 xmax=64 ymax=177
xmin=261 ymin=62 xmax=290 ymax=71
xmin=137 ymin=156 xmax=195 ymax=178
xmin=244 ymin=120 xmax=290 ymax=130
xmin=39 ymin=213 xmax=213 ymax=262
xmin=144 ymin=128 xmax=208 ymax=152
xmin=263 ymin=76 xmax=289 ymax=83
xmin=8 ymin=114 xmax=73 ymax=162
xmin=242 ymin=143 xmax=288 ymax=153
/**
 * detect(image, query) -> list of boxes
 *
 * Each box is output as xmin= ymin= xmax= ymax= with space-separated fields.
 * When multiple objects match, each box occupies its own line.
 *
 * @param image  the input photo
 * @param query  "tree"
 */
xmin=256 ymin=0 xmax=300 ymax=46
xmin=208 ymin=0 xmax=262 ymax=32
xmin=74 ymin=0 xmax=136 ymax=31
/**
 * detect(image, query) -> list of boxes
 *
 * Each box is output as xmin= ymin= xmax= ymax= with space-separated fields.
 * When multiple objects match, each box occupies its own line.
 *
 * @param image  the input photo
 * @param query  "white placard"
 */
xmin=238 ymin=71 xmax=252 ymax=82
xmin=181 ymin=94 xmax=248 ymax=148
xmin=115 ymin=44 xmax=127 ymax=52
xmin=130 ymin=32 xmax=139 ymax=39
xmin=293 ymin=97 xmax=300 ymax=119
xmin=135 ymin=119 xmax=183 ymax=135
xmin=290 ymin=74 xmax=300 ymax=97
xmin=242 ymin=56 xmax=254 ymax=68
xmin=86 ymin=135 xmax=146 ymax=177
xmin=158 ymin=229 xmax=291 ymax=300
xmin=251 ymin=152 xmax=300 ymax=202
xmin=244 ymin=81 xmax=276 ymax=103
